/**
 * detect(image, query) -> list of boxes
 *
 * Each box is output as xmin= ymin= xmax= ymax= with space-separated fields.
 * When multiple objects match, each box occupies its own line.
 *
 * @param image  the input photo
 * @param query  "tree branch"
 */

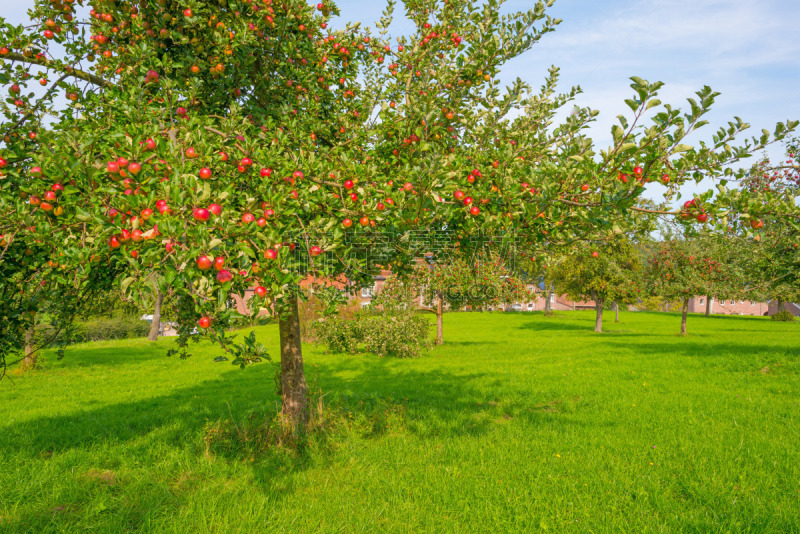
xmin=1 ymin=52 xmax=113 ymax=88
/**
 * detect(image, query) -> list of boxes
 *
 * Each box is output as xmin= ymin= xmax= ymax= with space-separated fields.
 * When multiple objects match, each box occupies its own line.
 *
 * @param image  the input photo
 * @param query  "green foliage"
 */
xmin=643 ymin=235 xmax=737 ymax=304
xmin=548 ymin=238 xmax=642 ymax=305
xmin=313 ymin=310 xmax=431 ymax=358
xmin=35 ymin=316 xmax=150 ymax=346
xmin=311 ymin=315 xmax=364 ymax=355
xmin=771 ymin=310 xmax=795 ymax=322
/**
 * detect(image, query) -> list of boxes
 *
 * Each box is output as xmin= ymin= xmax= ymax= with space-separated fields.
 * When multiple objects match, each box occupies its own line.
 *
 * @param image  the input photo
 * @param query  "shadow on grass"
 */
xmin=1 ymin=351 xmax=593 ymax=529
xmin=517 ymin=320 xmax=592 ymax=332
xmin=602 ymin=339 xmax=799 ymax=373
xmin=42 ymin=344 xmax=171 ymax=369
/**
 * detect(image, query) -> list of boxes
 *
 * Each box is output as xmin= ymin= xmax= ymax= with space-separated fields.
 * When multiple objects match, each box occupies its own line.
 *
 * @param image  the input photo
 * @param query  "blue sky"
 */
xmin=332 ymin=0 xmax=799 ymax=150
xmin=332 ymin=0 xmax=800 ymax=199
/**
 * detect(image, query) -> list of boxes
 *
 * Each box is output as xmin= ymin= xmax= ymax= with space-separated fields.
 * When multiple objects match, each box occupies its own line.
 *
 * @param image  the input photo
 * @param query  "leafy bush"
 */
xmin=299 ymin=294 xmax=361 ymax=343
xmin=360 ymin=314 xmax=431 ymax=358
xmin=313 ymin=311 xmax=431 ymax=358
xmin=312 ymin=315 xmax=364 ymax=354
xmin=771 ymin=310 xmax=795 ymax=322
xmin=35 ymin=317 xmax=151 ymax=346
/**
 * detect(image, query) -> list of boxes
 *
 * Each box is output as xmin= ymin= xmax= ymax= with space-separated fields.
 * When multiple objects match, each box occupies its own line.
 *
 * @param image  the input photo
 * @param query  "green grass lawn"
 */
xmin=1 ymin=311 xmax=798 ymax=533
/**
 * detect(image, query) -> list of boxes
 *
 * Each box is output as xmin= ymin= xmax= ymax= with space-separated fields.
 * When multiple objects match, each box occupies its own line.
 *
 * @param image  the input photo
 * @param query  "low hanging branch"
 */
xmin=0 ymin=52 xmax=114 ymax=88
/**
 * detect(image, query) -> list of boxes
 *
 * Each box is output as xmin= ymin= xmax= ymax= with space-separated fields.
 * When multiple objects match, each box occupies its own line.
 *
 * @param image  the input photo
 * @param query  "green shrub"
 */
xmin=312 ymin=315 xmax=364 ymax=354
xmin=313 ymin=311 xmax=431 ymax=358
xmin=34 ymin=316 xmax=151 ymax=347
xmin=360 ymin=314 xmax=431 ymax=358
xmin=771 ymin=310 xmax=795 ymax=322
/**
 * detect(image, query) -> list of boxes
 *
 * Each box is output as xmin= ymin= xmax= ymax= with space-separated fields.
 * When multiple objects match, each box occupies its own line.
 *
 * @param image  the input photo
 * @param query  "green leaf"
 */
xmin=645 ymin=99 xmax=661 ymax=110
xmin=672 ymin=144 xmax=692 ymax=154
xmin=121 ymin=277 xmax=135 ymax=294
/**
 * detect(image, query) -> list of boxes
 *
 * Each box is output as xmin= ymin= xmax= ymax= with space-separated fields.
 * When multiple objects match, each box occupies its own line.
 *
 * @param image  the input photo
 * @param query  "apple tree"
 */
xmin=546 ymin=238 xmax=642 ymax=333
xmin=1 ymin=0 xmax=797 ymax=433
xmin=643 ymin=235 xmax=740 ymax=335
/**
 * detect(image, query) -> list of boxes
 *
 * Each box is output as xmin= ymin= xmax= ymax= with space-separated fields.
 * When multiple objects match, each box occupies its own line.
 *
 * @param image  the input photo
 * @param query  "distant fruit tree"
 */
xmin=1 ymin=0 xmax=796 ymax=430
xmin=643 ymin=236 xmax=738 ymax=335
xmin=547 ymin=238 xmax=642 ymax=333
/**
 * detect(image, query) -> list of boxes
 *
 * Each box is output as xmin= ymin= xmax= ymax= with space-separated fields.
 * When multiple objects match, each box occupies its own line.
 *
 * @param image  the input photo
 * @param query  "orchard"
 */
xmin=1 ymin=0 xmax=798 ymax=435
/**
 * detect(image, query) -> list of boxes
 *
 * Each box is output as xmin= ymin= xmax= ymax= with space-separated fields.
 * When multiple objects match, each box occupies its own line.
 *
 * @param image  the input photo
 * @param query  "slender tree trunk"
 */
xmin=681 ymin=297 xmax=689 ymax=335
xmin=544 ymin=286 xmax=553 ymax=316
xmin=614 ymin=301 xmax=619 ymax=323
xmin=147 ymin=289 xmax=164 ymax=341
xmin=279 ymin=294 xmax=309 ymax=432
xmin=22 ymin=323 xmax=37 ymax=371
xmin=594 ymin=294 xmax=604 ymax=333
xmin=705 ymin=296 xmax=712 ymax=317
xmin=435 ymin=290 xmax=443 ymax=345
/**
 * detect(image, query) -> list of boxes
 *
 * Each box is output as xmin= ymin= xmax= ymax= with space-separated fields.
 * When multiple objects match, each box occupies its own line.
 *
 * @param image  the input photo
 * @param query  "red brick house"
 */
xmin=767 ymin=300 xmax=800 ymax=316
xmin=687 ymin=296 xmax=770 ymax=316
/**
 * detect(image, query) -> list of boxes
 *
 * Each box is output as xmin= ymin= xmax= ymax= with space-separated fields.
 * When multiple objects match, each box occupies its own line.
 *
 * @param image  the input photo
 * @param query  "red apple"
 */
xmin=198 ymin=316 xmax=211 ymax=329
xmin=309 ymin=246 xmax=322 ymax=257
xmin=192 ymin=208 xmax=210 ymax=221
xmin=197 ymin=255 xmax=213 ymax=270
xmin=208 ymin=203 xmax=222 ymax=216
xmin=216 ymin=269 xmax=233 ymax=283
xmin=214 ymin=257 xmax=226 ymax=271
xmin=199 ymin=168 xmax=212 ymax=180
xmin=255 ymin=286 xmax=268 ymax=298
xmin=264 ymin=248 xmax=277 ymax=260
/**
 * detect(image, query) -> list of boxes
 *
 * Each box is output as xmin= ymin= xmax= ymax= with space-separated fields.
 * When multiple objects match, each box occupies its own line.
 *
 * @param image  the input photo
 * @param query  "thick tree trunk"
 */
xmin=544 ymin=286 xmax=553 ymax=316
xmin=705 ymin=296 xmax=712 ymax=317
xmin=435 ymin=290 xmax=443 ymax=345
xmin=22 ymin=323 xmax=37 ymax=371
xmin=279 ymin=294 xmax=309 ymax=432
xmin=614 ymin=301 xmax=620 ymax=323
xmin=594 ymin=295 xmax=604 ymax=333
xmin=681 ymin=297 xmax=689 ymax=335
xmin=147 ymin=289 xmax=164 ymax=341
xmin=778 ymin=298 xmax=785 ymax=312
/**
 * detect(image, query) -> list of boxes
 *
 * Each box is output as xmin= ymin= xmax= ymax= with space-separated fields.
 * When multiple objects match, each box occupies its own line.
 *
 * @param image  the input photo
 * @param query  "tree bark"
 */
xmin=778 ymin=298 xmax=785 ymax=312
xmin=681 ymin=297 xmax=689 ymax=335
xmin=544 ymin=286 xmax=553 ymax=316
xmin=279 ymin=294 xmax=309 ymax=432
xmin=594 ymin=294 xmax=604 ymax=333
xmin=614 ymin=301 xmax=619 ymax=323
xmin=705 ymin=296 xmax=712 ymax=317
xmin=22 ymin=323 xmax=37 ymax=371
xmin=147 ymin=289 xmax=164 ymax=341
xmin=435 ymin=290 xmax=443 ymax=345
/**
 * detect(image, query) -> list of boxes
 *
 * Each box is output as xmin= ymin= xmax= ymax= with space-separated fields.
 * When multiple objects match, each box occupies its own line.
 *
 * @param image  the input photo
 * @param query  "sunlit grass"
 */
xmin=1 ymin=311 xmax=798 ymax=532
